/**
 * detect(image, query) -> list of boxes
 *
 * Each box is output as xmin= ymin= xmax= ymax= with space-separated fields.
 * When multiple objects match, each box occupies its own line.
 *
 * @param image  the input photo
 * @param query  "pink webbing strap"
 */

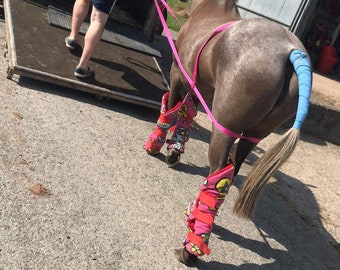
xmin=191 ymin=22 xmax=236 ymax=89
xmin=154 ymin=0 xmax=261 ymax=144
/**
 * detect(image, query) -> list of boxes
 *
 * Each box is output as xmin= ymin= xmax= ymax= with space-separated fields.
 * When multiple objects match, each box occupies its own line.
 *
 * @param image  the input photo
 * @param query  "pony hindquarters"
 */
xmin=233 ymin=50 xmax=312 ymax=218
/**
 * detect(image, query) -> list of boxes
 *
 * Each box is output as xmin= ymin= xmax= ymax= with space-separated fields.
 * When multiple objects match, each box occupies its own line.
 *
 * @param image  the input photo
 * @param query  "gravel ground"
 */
xmin=1 ymin=16 xmax=340 ymax=270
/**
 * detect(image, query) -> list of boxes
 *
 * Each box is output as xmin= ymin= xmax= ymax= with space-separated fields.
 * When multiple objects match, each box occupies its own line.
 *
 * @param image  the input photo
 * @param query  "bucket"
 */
xmin=315 ymin=54 xmax=338 ymax=74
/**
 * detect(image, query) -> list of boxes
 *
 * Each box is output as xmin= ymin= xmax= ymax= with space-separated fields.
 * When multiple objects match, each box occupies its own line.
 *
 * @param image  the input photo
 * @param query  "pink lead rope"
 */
xmin=154 ymin=0 xmax=261 ymax=144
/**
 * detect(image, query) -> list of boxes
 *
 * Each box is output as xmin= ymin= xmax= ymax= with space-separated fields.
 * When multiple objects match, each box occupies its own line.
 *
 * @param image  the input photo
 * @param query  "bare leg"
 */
xmin=78 ymin=6 xmax=109 ymax=69
xmin=69 ymin=0 xmax=91 ymax=41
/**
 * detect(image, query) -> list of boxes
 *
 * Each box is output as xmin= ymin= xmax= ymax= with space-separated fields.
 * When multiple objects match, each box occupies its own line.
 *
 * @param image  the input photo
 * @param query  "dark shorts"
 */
xmin=92 ymin=0 xmax=116 ymax=14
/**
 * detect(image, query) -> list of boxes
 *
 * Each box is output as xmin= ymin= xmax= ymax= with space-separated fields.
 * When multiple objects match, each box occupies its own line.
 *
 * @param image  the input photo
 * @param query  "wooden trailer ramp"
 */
xmin=4 ymin=0 xmax=169 ymax=109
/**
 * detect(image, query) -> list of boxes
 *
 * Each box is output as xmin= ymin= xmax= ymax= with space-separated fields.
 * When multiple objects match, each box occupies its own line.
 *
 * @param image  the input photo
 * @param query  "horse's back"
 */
xmin=210 ymin=18 xmax=303 ymax=95
xmin=177 ymin=17 xmax=307 ymax=92
xmin=219 ymin=18 xmax=306 ymax=67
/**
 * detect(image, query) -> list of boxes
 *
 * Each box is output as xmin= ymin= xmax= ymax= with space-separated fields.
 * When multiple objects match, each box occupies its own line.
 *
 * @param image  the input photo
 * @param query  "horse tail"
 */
xmin=233 ymin=49 xmax=312 ymax=218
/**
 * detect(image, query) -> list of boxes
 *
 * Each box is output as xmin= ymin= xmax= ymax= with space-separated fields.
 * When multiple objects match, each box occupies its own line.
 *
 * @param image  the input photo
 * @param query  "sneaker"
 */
xmin=65 ymin=36 xmax=78 ymax=50
xmin=74 ymin=66 xmax=94 ymax=78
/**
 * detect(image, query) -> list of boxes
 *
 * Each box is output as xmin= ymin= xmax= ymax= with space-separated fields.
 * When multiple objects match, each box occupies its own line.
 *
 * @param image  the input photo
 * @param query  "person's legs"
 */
xmin=66 ymin=0 xmax=91 ymax=49
xmin=77 ymin=5 xmax=109 ymax=69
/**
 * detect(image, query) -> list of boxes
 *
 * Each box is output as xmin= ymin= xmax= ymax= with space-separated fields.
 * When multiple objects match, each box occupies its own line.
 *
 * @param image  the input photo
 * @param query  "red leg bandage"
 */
xmin=144 ymin=92 xmax=182 ymax=154
xmin=184 ymin=164 xmax=235 ymax=256
xmin=167 ymin=94 xmax=197 ymax=154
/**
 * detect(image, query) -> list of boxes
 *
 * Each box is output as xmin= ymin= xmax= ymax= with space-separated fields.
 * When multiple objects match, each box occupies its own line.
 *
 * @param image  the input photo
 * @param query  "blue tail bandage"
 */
xmin=289 ymin=50 xmax=312 ymax=130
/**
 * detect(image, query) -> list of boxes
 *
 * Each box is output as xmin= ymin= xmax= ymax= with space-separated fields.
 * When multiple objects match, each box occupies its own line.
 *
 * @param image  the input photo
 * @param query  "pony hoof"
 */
xmin=166 ymin=149 xmax=181 ymax=167
xmin=175 ymin=248 xmax=198 ymax=266
xmin=145 ymin=148 xmax=160 ymax=155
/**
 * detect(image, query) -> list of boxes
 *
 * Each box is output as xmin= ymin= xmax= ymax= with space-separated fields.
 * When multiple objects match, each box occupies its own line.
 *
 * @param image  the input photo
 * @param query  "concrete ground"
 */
xmin=305 ymin=73 xmax=340 ymax=145
xmin=1 ymin=12 xmax=340 ymax=270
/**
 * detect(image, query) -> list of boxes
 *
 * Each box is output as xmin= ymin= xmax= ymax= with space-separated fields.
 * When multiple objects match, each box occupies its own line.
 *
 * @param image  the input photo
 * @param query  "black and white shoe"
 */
xmin=65 ymin=37 xmax=78 ymax=50
xmin=74 ymin=66 xmax=94 ymax=78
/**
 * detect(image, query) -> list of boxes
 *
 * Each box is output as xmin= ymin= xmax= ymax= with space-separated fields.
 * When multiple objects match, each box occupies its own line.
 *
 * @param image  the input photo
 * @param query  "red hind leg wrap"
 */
xmin=167 ymin=94 xmax=197 ymax=154
xmin=144 ymin=92 xmax=182 ymax=154
xmin=183 ymin=164 xmax=234 ymax=256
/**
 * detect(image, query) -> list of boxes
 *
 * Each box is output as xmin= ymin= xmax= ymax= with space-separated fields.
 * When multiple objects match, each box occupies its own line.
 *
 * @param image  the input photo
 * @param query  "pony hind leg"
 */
xmin=165 ymin=94 xmax=198 ymax=167
xmin=144 ymin=91 xmax=182 ymax=154
xmin=144 ymin=67 xmax=184 ymax=155
xmin=176 ymin=131 xmax=236 ymax=265
xmin=162 ymin=63 xmax=197 ymax=167
xmin=231 ymin=139 xmax=258 ymax=176
xmin=231 ymin=111 xmax=292 ymax=177
xmin=233 ymin=76 xmax=301 ymax=218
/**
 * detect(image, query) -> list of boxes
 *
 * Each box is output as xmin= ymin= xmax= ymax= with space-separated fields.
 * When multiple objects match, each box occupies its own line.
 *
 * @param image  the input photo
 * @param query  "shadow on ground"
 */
xmin=15 ymin=75 xmax=340 ymax=269
xmin=199 ymin=171 xmax=340 ymax=269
